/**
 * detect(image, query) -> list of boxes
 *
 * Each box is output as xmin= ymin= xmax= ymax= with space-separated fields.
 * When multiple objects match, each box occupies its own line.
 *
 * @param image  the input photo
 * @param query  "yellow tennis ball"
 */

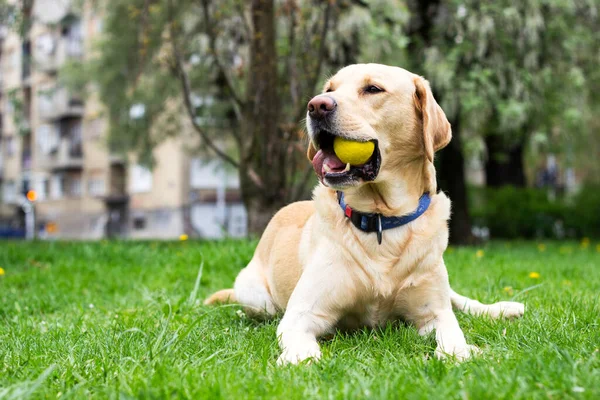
xmin=333 ymin=137 xmax=375 ymax=165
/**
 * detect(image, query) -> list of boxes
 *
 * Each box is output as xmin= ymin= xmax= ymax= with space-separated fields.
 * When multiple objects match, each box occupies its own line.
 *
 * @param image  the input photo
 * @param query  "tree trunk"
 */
xmin=243 ymin=190 xmax=283 ymax=236
xmin=437 ymin=119 xmax=474 ymax=245
xmin=485 ymin=134 xmax=526 ymax=187
xmin=242 ymin=0 xmax=285 ymax=235
xmin=406 ymin=0 xmax=473 ymax=245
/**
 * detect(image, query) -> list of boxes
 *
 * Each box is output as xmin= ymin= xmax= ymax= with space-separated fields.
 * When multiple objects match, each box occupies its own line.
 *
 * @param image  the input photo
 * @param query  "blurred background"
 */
xmin=0 ymin=0 xmax=598 ymax=244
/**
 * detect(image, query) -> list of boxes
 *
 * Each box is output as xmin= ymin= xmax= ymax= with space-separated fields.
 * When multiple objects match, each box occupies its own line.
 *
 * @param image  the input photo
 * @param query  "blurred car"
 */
xmin=0 ymin=225 xmax=26 ymax=239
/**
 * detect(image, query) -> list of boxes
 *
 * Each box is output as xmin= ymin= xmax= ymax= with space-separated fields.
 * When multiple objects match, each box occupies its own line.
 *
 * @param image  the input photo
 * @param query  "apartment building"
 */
xmin=0 ymin=0 xmax=246 ymax=239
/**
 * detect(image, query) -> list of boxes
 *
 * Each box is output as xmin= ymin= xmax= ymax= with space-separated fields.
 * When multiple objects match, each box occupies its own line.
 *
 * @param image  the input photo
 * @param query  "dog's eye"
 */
xmin=365 ymin=85 xmax=384 ymax=94
xmin=325 ymin=87 xmax=334 ymax=93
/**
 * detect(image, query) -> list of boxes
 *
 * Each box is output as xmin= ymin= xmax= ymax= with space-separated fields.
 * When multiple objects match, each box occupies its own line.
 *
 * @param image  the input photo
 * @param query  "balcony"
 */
xmin=38 ymin=86 xmax=84 ymax=121
xmin=21 ymin=149 xmax=32 ymax=171
xmin=34 ymin=34 xmax=83 ymax=73
xmin=39 ymin=138 xmax=83 ymax=171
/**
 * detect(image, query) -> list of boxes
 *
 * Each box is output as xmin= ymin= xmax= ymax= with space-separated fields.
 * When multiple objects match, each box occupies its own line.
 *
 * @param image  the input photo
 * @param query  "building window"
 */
xmin=63 ymin=18 xmax=83 ymax=57
xmin=35 ymin=33 xmax=56 ymax=57
xmin=133 ymin=215 xmax=146 ymax=230
xmin=5 ymin=99 xmax=14 ymax=115
xmin=33 ymin=176 xmax=49 ymax=201
xmin=61 ymin=118 xmax=82 ymax=157
xmin=37 ymin=124 xmax=59 ymax=155
xmin=129 ymin=164 xmax=153 ymax=193
xmin=2 ymin=181 xmax=17 ymax=204
xmin=50 ymin=174 xmax=63 ymax=199
xmin=88 ymin=178 xmax=105 ymax=197
xmin=42 ymin=178 xmax=50 ymax=200
xmin=69 ymin=176 xmax=82 ymax=197
xmin=190 ymin=157 xmax=223 ymax=189
xmin=6 ymin=136 xmax=16 ymax=157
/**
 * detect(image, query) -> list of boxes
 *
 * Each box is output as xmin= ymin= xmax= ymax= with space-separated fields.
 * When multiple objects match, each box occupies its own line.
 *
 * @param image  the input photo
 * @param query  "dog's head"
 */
xmin=306 ymin=64 xmax=451 ymax=193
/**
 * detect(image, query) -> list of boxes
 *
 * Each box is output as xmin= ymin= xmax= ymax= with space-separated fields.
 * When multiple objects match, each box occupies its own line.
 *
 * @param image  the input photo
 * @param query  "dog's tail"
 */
xmin=450 ymin=289 xmax=524 ymax=319
xmin=204 ymin=289 xmax=237 ymax=306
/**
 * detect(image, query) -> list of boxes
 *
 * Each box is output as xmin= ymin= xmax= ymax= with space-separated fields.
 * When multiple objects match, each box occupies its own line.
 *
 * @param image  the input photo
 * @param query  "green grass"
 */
xmin=1 ymin=240 xmax=599 ymax=399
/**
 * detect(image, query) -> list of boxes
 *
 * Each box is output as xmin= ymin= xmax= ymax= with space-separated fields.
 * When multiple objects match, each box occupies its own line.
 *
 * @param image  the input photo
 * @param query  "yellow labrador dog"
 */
xmin=206 ymin=64 xmax=524 ymax=364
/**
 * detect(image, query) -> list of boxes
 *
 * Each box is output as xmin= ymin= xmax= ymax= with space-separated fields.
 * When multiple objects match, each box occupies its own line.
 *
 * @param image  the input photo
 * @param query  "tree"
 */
xmin=70 ymin=0 xmax=599 ymax=242
xmin=401 ymin=0 xmax=599 ymax=243
xmin=402 ymin=0 xmax=475 ymax=244
xmin=68 ymin=0 xmax=406 ymax=234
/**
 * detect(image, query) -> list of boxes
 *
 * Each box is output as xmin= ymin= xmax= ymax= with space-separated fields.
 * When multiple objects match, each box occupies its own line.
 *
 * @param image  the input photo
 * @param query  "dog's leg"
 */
xmin=406 ymin=266 xmax=478 ymax=361
xmin=276 ymin=259 xmax=352 ymax=365
xmin=276 ymin=309 xmax=330 ymax=365
xmin=418 ymin=309 xmax=480 ymax=361
xmin=205 ymin=259 xmax=278 ymax=319
xmin=450 ymin=289 xmax=524 ymax=319
xmin=233 ymin=260 xmax=278 ymax=318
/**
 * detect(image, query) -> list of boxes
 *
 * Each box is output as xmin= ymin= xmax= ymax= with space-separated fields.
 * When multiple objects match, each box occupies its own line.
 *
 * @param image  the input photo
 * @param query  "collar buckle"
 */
xmin=337 ymin=191 xmax=431 ymax=246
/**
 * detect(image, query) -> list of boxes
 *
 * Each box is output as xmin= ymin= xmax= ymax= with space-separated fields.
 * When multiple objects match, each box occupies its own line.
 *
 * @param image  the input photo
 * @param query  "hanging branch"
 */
xmin=309 ymin=0 xmax=333 ymax=90
xmin=286 ymin=0 xmax=300 ymax=110
xmin=168 ymin=7 xmax=240 ymax=169
xmin=199 ymin=0 xmax=246 ymax=109
xmin=233 ymin=0 xmax=251 ymax=41
xmin=294 ymin=1 xmax=334 ymax=124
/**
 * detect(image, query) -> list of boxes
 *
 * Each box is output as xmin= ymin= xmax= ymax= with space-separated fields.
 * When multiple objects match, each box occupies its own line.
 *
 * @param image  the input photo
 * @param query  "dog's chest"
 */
xmin=333 ymin=269 xmax=403 ymax=330
xmin=337 ymin=294 xmax=403 ymax=330
xmin=338 ymin=240 xmax=434 ymax=329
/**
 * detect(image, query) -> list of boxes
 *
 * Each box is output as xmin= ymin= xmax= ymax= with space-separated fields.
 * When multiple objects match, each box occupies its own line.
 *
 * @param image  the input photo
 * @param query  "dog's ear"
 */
xmin=413 ymin=76 xmax=452 ymax=162
xmin=307 ymin=140 xmax=318 ymax=161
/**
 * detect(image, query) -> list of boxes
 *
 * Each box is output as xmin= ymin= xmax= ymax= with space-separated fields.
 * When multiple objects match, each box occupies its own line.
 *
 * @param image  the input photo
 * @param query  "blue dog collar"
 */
xmin=337 ymin=191 xmax=431 ymax=245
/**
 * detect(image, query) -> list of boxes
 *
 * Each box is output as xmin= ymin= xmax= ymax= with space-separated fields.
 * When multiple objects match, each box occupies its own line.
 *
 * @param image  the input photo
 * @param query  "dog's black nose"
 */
xmin=307 ymin=95 xmax=337 ymax=120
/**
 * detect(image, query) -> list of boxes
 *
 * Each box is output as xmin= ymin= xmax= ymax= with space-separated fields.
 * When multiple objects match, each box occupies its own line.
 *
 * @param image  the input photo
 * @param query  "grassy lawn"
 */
xmin=1 ymin=240 xmax=599 ymax=399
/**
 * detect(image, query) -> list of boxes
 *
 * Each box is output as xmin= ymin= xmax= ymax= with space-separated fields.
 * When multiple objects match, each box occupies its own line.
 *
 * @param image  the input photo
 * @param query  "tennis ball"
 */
xmin=333 ymin=137 xmax=375 ymax=165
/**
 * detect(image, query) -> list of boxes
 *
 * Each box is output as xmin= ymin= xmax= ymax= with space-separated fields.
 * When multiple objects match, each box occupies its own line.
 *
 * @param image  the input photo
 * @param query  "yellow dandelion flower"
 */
xmin=529 ymin=272 xmax=540 ymax=279
xmin=476 ymin=249 xmax=484 ymax=258
xmin=537 ymin=243 xmax=546 ymax=252
xmin=179 ymin=234 xmax=188 ymax=241
xmin=596 ymin=244 xmax=600 ymax=253
xmin=503 ymin=286 xmax=514 ymax=295
xmin=0 ymin=267 xmax=4 ymax=276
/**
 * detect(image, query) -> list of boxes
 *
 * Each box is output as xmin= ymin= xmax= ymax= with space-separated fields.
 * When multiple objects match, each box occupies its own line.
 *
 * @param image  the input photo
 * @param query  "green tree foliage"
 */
xmin=65 ymin=0 xmax=599 ymax=237
xmin=394 ymin=0 xmax=599 ymax=243
xmin=408 ymin=0 xmax=599 ymax=184
xmin=64 ymin=0 xmax=404 ymax=233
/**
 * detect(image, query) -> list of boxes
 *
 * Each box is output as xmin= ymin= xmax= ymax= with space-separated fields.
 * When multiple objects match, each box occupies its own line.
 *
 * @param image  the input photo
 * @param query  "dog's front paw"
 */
xmin=277 ymin=342 xmax=321 ymax=365
xmin=489 ymin=301 xmax=525 ymax=319
xmin=435 ymin=344 xmax=480 ymax=362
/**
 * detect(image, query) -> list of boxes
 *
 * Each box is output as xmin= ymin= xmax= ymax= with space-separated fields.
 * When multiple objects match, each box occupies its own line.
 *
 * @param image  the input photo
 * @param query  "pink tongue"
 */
xmin=311 ymin=150 xmax=345 ymax=179
xmin=323 ymin=155 xmax=345 ymax=171
xmin=311 ymin=150 xmax=326 ymax=178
